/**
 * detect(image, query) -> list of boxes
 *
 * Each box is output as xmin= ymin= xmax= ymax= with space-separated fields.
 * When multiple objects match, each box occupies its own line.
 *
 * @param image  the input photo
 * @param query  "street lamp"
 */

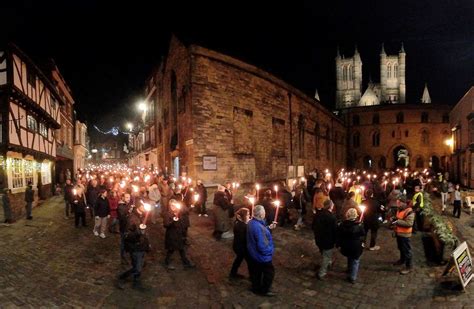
xmin=445 ymin=138 xmax=453 ymax=147
xmin=138 ymin=101 xmax=147 ymax=112
xmin=126 ymin=122 xmax=134 ymax=131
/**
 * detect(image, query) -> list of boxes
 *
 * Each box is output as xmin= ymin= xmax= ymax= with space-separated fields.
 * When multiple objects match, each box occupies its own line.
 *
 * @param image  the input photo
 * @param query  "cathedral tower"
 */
xmin=336 ymin=46 xmax=362 ymax=109
xmin=380 ymin=43 xmax=406 ymax=103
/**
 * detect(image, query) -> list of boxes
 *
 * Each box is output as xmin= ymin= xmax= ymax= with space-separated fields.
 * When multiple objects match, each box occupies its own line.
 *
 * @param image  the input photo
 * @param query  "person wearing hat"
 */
xmin=24 ymin=181 xmax=34 ymax=220
xmin=392 ymin=194 xmax=415 ymax=275
xmin=312 ymin=199 xmax=337 ymax=280
xmin=93 ymin=189 xmax=110 ymax=239
xmin=336 ymin=208 xmax=365 ymax=284
xmin=229 ymin=207 xmax=250 ymax=279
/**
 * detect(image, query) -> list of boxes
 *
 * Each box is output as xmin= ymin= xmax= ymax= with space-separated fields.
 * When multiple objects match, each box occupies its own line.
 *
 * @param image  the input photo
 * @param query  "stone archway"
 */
xmin=431 ymin=155 xmax=440 ymax=172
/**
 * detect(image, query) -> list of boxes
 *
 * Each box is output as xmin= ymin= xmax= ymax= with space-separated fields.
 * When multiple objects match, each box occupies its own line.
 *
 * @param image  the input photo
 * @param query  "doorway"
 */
xmin=393 ymin=146 xmax=409 ymax=168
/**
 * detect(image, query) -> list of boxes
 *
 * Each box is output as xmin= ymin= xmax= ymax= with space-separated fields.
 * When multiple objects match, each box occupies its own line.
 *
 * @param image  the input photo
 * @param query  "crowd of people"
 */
xmin=0 ymin=163 xmax=465 ymax=295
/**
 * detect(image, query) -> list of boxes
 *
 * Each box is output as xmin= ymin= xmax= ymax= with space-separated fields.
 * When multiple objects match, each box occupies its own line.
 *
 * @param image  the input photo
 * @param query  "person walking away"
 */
xmin=412 ymin=186 xmax=424 ymax=232
xmin=108 ymin=190 xmax=120 ymax=233
xmin=230 ymin=208 xmax=250 ymax=279
xmin=86 ymin=179 xmax=100 ymax=219
xmin=362 ymin=189 xmax=383 ymax=251
xmin=278 ymin=183 xmax=293 ymax=227
xmin=94 ymin=189 xmax=110 ymax=239
xmin=294 ymin=181 xmax=310 ymax=230
xmin=64 ymin=179 xmax=74 ymax=219
xmin=342 ymin=192 xmax=362 ymax=219
xmin=117 ymin=203 xmax=151 ymax=291
xmin=329 ymin=179 xmax=346 ymax=221
xmin=453 ymin=184 xmax=462 ymax=218
xmin=392 ymin=194 xmax=415 ymax=275
xmin=440 ymin=179 xmax=449 ymax=213
xmin=213 ymin=185 xmax=234 ymax=239
xmin=261 ymin=190 xmax=275 ymax=225
xmin=312 ymin=199 xmax=337 ymax=280
xmin=195 ymin=180 xmax=208 ymax=217
xmin=337 ymin=208 xmax=365 ymax=284
xmin=25 ymin=181 xmax=34 ymax=220
xmin=2 ymin=189 xmax=13 ymax=224
xmin=147 ymin=182 xmax=161 ymax=224
xmin=72 ymin=188 xmax=87 ymax=228
xmin=163 ymin=199 xmax=195 ymax=270
xmin=118 ymin=193 xmax=132 ymax=264
xmin=247 ymin=205 xmax=277 ymax=296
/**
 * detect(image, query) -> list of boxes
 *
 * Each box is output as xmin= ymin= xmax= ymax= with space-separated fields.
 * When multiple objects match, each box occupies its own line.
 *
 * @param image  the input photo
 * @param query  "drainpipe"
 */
xmin=288 ymin=93 xmax=293 ymax=166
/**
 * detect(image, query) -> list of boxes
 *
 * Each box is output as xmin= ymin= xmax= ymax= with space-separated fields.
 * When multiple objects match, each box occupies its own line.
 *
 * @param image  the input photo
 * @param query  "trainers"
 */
xmin=93 ymin=231 xmax=99 ymax=236
xmin=294 ymin=225 xmax=301 ymax=231
xmin=99 ymin=233 xmax=106 ymax=239
xmin=400 ymin=268 xmax=412 ymax=275
xmin=369 ymin=246 xmax=380 ymax=251
xmin=166 ymin=264 xmax=176 ymax=270
xmin=204 ymin=214 xmax=208 ymax=217
xmin=198 ymin=214 xmax=202 ymax=217
xmin=221 ymin=231 xmax=234 ymax=239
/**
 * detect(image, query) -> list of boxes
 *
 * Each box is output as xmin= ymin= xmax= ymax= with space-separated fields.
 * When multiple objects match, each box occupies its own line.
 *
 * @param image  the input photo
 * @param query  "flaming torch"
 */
xmin=249 ymin=196 xmax=256 ymax=217
xmin=273 ymin=200 xmax=281 ymax=224
xmin=359 ymin=204 xmax=366 ymax=222
xmin=142 ymin=202 xmax=152 ymax=226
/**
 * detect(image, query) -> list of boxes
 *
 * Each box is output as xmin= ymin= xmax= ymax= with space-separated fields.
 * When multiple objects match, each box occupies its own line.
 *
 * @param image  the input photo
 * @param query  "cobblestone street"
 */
xmin=1 ymin=196 xmax=474 ymax=308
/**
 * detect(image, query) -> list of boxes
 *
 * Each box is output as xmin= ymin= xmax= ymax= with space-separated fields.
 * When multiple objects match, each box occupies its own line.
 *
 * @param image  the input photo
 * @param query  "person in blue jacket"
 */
xmin=247 ymin=205 xmax=277 ymax=297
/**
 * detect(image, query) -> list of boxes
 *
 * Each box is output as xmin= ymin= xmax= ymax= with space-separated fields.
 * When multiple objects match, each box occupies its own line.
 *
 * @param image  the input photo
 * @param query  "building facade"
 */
xmin=49 ymin=61 xmax=75 ymax=184
xmin=342 ymin=104 xmax=452 ymax=171
xmin=129 ymin=36 xmax=346 ymax=185
xmin=450 ymin=87 xmax=474 ymax=187
xmin=73 ymin=120 xmax=88 ymax=173
xmin=0 ymin=44 xmax=62 ymax=216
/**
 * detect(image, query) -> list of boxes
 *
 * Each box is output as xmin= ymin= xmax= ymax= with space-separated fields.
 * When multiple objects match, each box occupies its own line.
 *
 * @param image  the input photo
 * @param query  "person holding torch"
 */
xmin=163 ymin=199 xmax=195 ymax=270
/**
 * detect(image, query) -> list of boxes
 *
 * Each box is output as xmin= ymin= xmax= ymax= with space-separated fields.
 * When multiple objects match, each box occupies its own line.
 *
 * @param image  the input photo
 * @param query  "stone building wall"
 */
xmin=344 ymin=104 xmax=451 ymax=171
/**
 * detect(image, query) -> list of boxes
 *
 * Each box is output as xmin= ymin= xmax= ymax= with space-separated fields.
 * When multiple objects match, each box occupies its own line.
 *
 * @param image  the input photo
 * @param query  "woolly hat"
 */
xmin=345 ymin=208 xmax=358 ymax=221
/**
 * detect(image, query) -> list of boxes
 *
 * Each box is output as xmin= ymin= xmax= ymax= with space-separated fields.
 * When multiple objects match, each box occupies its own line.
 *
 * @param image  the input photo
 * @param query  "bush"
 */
xmin=423 ymin=193 xmax=459 ymax=248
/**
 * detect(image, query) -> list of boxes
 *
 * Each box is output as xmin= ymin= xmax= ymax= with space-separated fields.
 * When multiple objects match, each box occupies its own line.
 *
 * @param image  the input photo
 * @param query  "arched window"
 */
xmin=326 ymin=127 xmax=331 ymax=159
xmin=348 ymin=65 xmax=352 ymax=80
xmin=396 ymin=112 xmax=404 ymax=123
xmin=372 ymin=113 xmax=379 ymax=124
xmin=378 ymin=156 xmax=386 ymax=169
xmin=416 ymin=157 xmax=424 ymax=168
xmin=393 ymin=64 xmax=398 ymax=77
xmin=314 ymin=124 xmax=320 ymax=158
xmin=387 ymin=63 xmax=392 ymax=78
xmin=353 ymin=132 xmax=360 ymax=148
xmin=421 ymin=112 xmax=429 ymax=123
xmin=343 ymin=66 xmax=347 ymax=81
xmin=352 ymin=115 xmax=360 ymax=126
xmin=372 ymin=131 xmax=380 ymax=147
xmin=421 ymin=130 xmax=430 ymax=145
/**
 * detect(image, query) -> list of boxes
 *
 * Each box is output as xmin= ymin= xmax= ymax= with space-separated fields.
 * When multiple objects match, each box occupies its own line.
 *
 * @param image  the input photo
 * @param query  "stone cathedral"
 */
xmin=335 ymin=44 xmax=407 ymax=109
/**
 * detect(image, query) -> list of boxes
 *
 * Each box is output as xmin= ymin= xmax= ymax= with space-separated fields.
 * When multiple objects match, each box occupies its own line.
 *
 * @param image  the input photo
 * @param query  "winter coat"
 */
xmin=313 ymin=190 xmax=329 ymax=210
xmin=25 ymin=186 xmax=34 ymax=203
xmin=233 ymin=219 xmax=248 ymax=255
xmin=337 ymin=220 xmax=365 ymax=259
xmin=342 ymin=198 xmax=362 ymax=218
xmin=117 ymin=202 xmax=131 ymax=233
xmin=312 ymin=208 xmax=337 ymax=250
xmin=108 ymin=197 xmax=119 ymax=219
xmin=247 ymin=218 xmax=274 ymax=263
xmin=214 ymin=191 xmax=231 ymax=210
xmin=86 ymin=185 xmax=100 ymax=207
xmin=72 ymin=194 xmax=87 ymax=213
xmin=195 ymin=184 xmax=208 ymax=206
xmin=163 ymin=210 xmax=186 ymax=251
xmin=280 ymin=189 xmax=293 ymax=210
xmin=94 ymin=196 xmax=110 ymax=218
xmin=261 ymin=198 xmax=275 ymax=225
xmin=362 ymin=197 xmax=382 ymax=228
xmin=64 ymin=184 xmax=74 ymax=202
xmin=124 ymin=212 xmax=150 ymax=253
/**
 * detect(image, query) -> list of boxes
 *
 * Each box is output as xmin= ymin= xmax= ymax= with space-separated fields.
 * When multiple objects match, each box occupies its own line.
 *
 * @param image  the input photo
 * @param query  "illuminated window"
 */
xmin=24 ymin=159 xmax=34 ymax=186
xmin=11 ymin=158 xmax=24 ymax=189
xmin=41 ymin=162 xmax=51 ymax=185
xmin=372 ymin=131 xmax=380 ymax=147
xmin=394 ymin=64 xmax=398 ymax=77
xmin=387 ymin=64 xmax=391 ymax=78
xmin=39 ymin=123 xmax=48 ymax=137
xmin=27 ymin=115 xmax=37 ymax=132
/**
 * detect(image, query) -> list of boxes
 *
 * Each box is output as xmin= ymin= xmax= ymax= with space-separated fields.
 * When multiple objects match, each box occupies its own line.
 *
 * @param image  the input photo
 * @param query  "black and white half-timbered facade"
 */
xmin=0 ymin=44 xmax=63 ymax=212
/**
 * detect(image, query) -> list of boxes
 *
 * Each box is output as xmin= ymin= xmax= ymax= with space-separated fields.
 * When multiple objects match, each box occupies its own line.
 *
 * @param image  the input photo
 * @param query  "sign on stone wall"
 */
xmin=202 ymin=155 xmax=217 ymax=170
xmin=453 ymin=241 xmax=474 ymax=289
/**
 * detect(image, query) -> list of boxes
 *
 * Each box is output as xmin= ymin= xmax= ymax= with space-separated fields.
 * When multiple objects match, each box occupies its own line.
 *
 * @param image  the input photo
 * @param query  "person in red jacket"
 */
xmin=108 ymin=190 xmax=120 ymax=233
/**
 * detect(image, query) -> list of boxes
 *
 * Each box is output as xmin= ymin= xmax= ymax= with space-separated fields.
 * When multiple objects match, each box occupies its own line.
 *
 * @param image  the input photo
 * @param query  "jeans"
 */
xmin=347 ymin=257 xmax=360 ymax=281
xmin=248 ymin=257 xmax=275 ymax=294
xmin=363 ymin=223 xmax=379 ymax=248
xmin=396 ymin=236 xmax=412 ymax=268
xmin=319 ymin=248 xmax=333 ymax=277
xmin=25 ymin=202 xmax=32 ymax=218
xmin=119 ymin=251 xmax=145 ymax=282
xmin=94 ymin=217 xmax=108 ymax=234
xmin=109 ymin=218 xmax=119 ymax=232
xmin=296 ymin=209 xmax=304 ymax=226
xmin=453 ymin=200 xmax=461 ymax=218
xmin=441 ymin=192 xmax=448 ymax=211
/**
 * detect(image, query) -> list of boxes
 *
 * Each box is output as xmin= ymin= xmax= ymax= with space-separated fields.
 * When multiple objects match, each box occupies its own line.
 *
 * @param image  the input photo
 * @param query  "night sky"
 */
xmin=1 ymin=1 xmax=473 ymax=140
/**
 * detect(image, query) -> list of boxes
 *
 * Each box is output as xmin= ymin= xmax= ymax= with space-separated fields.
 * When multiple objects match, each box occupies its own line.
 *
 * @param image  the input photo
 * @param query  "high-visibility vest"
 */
xmin=395 ymin=208 xmax=413 ymax=234
xmin=412 ymin=192 xmax=424 ymax=208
